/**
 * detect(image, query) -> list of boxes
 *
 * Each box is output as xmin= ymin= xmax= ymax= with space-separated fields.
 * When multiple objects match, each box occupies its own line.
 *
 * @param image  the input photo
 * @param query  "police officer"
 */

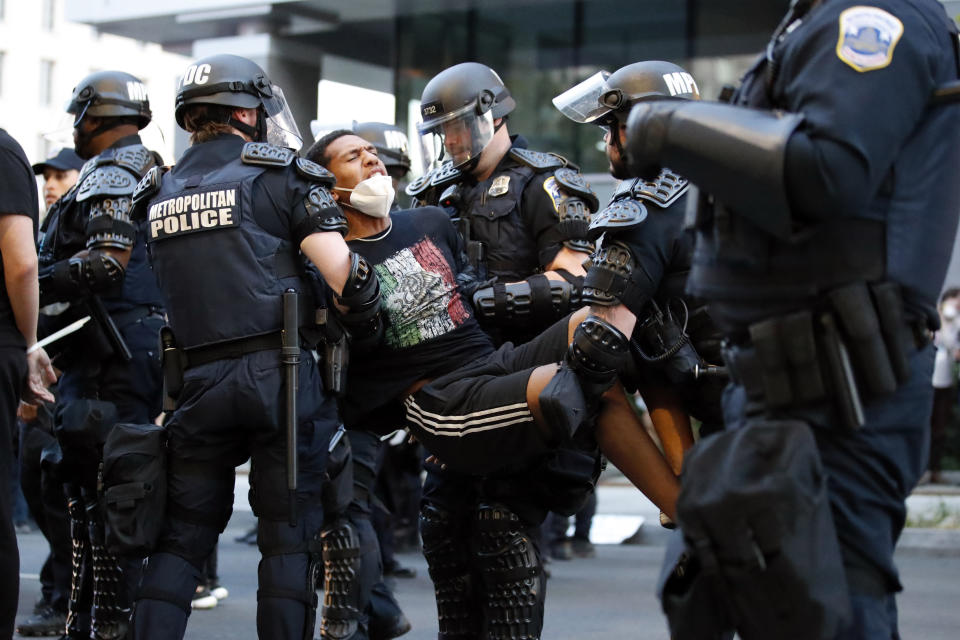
xmin=554 ymin=61 xmax=727 ymax=525
xmin=35 ymin=70 xmax=165 ymax=639
xmin=129 ymin=54 xmax=383 ymax=640
xmin=624 ymin=1 xmax=960 ymax=638
xmin=409 ymin=62 xmax=604 ymax=640
xmin=352 ymin=122 xmax=412 ymax=196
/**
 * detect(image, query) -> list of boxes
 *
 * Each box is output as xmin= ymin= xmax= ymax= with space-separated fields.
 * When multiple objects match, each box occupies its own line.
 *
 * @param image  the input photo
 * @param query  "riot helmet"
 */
xmin=554 ymin=61 xmax=699 ymax=178
xmin=353 ymin=122 xmax=412 ymax=178
xmin=67 ymin=70 xmax=152 ymax=158
xmin=417 ymin=62 xmax=516 ymax=173
xmin=175 ymin=54 xmax=303 ymax=149
xmin=553 ymin=60 xmax=699 ymax=128
xmin=67 ymin=70 xmax=152 ymax=130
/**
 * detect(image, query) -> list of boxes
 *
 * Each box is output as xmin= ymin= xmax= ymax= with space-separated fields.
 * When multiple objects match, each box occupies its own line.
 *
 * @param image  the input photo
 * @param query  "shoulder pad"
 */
xmin=508 ymin=147 xmax=566 ymax=172
xmin=76 ymin=165 xmax=140 ymax=202
xmin=108 ymin=144 xmax=156 ymax=178
xmin=405 ymin=161 xmax=463 ymax=198
xmin=610 ymin=179 xmax=636 ymax=201
xmin=295 ymin=157 xmax=335 ymax=186
xmin=587 ymin=198 xmax=648 ymax=241
xmin=77 ymin=157 xmax=98 ymax=184
xmin=430 ymin=160 xmax=463 ymax=188
xmin=241 ymin=142 xmax=295 ymax=167
xmin=552 ymin=167 xmax=600 ymax=211
xmin=630 ymin=169 xmax=689 ymax=208
xmin=132 ymin=166 xmax=166 ymax=206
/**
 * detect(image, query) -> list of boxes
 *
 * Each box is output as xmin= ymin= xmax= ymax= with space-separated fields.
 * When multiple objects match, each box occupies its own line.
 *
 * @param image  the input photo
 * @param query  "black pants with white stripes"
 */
xmin=404 ymin=313 xmax=572 ymax=477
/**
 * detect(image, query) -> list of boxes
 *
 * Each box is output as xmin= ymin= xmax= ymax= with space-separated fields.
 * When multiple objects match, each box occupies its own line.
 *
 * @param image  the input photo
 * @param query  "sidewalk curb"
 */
xmin=897 ymin=528 xmax=960 ymax=556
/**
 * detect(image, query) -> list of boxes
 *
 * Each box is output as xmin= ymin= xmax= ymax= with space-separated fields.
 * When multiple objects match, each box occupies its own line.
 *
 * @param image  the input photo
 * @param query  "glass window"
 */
xmin=39 ymin=59 xmax=55 ymax=106
xmin=42 ymin=0 xmax=55 ymax=31
xmin=0 ymin=51 xmax=5 ymax=97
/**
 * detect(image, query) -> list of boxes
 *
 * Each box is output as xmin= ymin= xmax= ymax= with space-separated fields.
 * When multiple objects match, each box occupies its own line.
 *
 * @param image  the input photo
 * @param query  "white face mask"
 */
xmin=335 ymin=174 xmax=395 ymax=219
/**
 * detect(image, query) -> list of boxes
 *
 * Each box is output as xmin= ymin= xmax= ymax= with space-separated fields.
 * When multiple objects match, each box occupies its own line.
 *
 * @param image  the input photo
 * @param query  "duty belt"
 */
xmin=722 ymin=288 xmax=930 ymax=430
xmin=182 ymin=331 xmax=282 ymax=369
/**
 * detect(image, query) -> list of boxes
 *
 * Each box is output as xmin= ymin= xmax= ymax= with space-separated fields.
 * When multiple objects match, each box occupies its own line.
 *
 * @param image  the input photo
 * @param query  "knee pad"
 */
xmin=566 ymin=316 xmax=630 ymax=399
xmin=475 ymin=503 xmax=545 ymax=640
xmin=420 ymin=503 xmax=478 ymax=640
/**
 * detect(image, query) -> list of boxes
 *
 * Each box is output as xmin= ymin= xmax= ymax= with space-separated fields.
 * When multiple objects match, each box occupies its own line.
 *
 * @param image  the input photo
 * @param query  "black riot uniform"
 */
xmin=410 ymin=62 xmax=604 ymax=640
xmin=625 ymin=1 xmax=960 ymax=638
xmin=555 ymin=61 xmax=726 ymax=433
xmin=35 ymin=70 xmax=164 ymax=640
xmin=129 ymin=55 xmax=371 ymax=640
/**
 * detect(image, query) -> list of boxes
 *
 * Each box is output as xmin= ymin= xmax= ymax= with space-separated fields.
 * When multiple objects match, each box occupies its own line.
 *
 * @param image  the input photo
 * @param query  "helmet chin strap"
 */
xmin=228 ymin=108 xmax=267 ymax=142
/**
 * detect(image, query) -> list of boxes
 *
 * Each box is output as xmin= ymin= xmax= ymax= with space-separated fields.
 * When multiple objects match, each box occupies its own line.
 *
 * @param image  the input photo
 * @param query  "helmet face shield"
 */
xmin=417 ymin=102 xmax=495 ymax=172
xmin=552 ymin=71 xmax=613 ymax=124
xmin=262 ymin=85 xmax=303 ymax=150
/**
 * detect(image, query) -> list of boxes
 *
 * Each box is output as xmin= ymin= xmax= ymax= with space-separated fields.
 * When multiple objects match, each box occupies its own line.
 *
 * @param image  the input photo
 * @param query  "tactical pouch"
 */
xmin=524 ymin=447 xmax=603 ymax=517
xmin=828 ymin=283 xmax=897 ymax=396
xmin=662 ymin=419 xmax=851 ymax=640
xmin=869 ymin=281 xmax=911 ymax=383
xmin=321 ymin=430 xmax=354 ymax=517
xmin=100 ymin=422 xmax=167 ymax=556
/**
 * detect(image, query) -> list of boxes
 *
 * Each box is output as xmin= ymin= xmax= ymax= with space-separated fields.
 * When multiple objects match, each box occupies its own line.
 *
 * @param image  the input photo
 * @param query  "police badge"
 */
xmin=488 ymin=175 xmax=510 ymax=197
xmin=836 ymin=6 xmax=904 ymax=73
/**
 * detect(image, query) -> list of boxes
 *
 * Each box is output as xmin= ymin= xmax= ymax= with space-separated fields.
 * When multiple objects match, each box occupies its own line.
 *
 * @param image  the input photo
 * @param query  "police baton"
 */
xmin=282 ymin=289 xmax=300 ymax=527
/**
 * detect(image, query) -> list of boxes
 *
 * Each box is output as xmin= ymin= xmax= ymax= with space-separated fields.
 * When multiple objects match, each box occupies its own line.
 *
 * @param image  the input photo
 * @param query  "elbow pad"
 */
xmin=39 ymin=253 xmax=125 ymax=306
xmin=294 ymin=186 xmax=349 ymax=245
xmin=582 ymin=241 xmax=652 ymax=317
xmin=472 ymin=274 xmax=579 ymax=326
xmin=334 ymin=252 xmax=383 ymax=349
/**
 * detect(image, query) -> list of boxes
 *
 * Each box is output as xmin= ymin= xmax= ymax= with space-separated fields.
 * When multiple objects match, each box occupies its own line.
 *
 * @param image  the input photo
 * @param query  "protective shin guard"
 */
xmin=420 ymin=504 xmax=478 ymax=640
xmin=319 ymin=520 xmax=362 ymax=640
xmin=85 ymin=492 xmax=129 ymax=640
xmin=475 ymin=504 xmax=544 ymax=640
xmin=65 ymin=486 xmax=91 ymax=639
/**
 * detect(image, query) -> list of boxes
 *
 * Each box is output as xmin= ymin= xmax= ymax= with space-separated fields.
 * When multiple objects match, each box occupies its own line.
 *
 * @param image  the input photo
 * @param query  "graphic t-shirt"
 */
xmin=342 ymin=206 xmax=494 ymax=429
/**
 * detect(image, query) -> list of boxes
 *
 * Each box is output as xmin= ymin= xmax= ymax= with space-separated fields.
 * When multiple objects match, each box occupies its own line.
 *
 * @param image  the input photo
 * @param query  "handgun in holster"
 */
xmin=633 ymin=298 xmax=704 ymax=385
xmin=315 ymin=308 xmax=349 ymax=397
xmin=453 ymin=215 xmax=487 ymax=281
xmin=158 ymin=326 xmax=185 ymax=412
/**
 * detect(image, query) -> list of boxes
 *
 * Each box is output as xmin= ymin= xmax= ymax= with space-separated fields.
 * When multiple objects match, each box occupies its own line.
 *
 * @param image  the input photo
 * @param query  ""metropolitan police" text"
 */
xmin=148 ymin=188 xmax=239 ymax=240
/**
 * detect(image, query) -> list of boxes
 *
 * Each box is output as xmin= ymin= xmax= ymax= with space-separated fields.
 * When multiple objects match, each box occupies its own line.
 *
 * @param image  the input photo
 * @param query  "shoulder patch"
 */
xmin=542 ymin=176 xmax=565 ymax=214
xmin=836 ymin=6 xmax=904 ymax=73
xmin=241 ymin=142 xmax=295 ymax=167
xmin=553 ymin=167 xmax=600 ymax=211
xmin=509 ymin=147 xmax=566 ymax=172
xmin=295 ymin=157 xmax=335 ymax=186
xmin=630 ymin=169 xmax=689 ymax=208
xmin=587 ymin=198 xmax=648 ymax=241
xmin=76 ymin=165 xmax=139 ymax=202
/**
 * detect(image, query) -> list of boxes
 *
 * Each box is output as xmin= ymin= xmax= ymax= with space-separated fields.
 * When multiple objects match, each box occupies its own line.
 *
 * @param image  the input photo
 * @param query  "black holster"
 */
xmin=159 ymin=326 xmax=185 ymax=412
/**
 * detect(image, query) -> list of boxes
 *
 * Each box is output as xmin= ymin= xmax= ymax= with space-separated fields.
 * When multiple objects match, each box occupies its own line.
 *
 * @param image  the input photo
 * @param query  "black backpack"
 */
xmin=101 ymin=422 xmax=168 ymax=556
xmin=659 ymin=419 xmax=852 ymax=640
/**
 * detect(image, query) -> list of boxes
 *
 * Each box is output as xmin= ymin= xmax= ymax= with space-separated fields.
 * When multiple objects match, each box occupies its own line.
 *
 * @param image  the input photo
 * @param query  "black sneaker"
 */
xmin=16 ymin=605 xmax=67 ymax=637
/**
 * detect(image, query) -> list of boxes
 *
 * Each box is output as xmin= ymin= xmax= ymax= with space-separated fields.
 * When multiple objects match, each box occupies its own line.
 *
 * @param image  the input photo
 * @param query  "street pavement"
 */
xmin=14 ymin=473 xmax=960 ymax=639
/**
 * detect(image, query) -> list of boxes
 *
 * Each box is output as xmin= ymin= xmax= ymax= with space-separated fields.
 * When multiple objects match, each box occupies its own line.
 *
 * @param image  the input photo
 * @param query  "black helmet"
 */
xmin=417 ymin=62 xmax=516 ymax=172
xmin=66 ymin=70 xmax=151 ymax=129
xmin=353 ymin=122 xmax=412 ymax=176
xmin=175 ymin=54 xmax=302 ymax=149
xmin=554 ymin=61 xmax=699 ymax=126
